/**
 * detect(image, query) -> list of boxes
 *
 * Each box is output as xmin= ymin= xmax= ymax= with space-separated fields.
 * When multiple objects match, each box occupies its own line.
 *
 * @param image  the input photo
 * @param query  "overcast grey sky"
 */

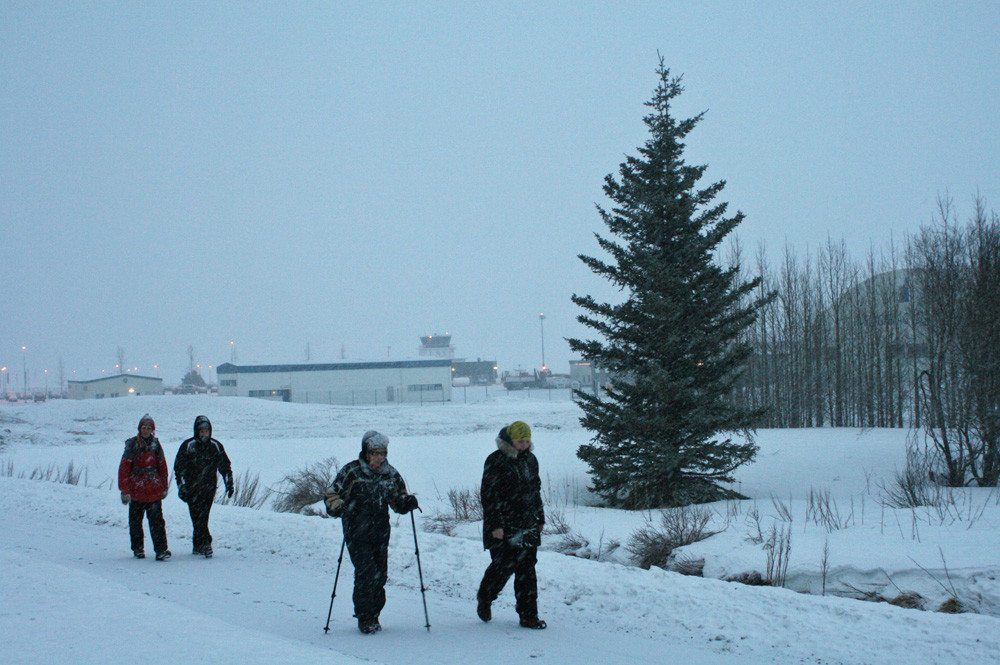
xmin=2 ymin=1 xmax=998 ymax=389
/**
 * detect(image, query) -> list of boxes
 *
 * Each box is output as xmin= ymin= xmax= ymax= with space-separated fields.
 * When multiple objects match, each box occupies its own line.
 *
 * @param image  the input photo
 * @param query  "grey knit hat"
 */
xmin=362 ymin=430 xmax=389 ymax=453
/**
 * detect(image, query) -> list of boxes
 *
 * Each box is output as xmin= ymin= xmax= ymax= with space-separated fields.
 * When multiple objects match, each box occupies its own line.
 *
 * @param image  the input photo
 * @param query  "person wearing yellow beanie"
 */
xmin=476 ymin=420 xmax=547 ymax=629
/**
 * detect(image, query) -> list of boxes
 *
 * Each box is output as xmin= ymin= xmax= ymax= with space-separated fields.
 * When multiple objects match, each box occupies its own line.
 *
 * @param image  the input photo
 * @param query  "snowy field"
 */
xmin=2 ymin=394 xmax=1000 ymax=665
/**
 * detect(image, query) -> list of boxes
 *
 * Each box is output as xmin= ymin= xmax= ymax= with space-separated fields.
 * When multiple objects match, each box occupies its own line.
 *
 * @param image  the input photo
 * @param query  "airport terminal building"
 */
xmin=67 ymin=374 xmax=164 ymax=400
xmin=216 ymin=359 xmax=452 ymax=405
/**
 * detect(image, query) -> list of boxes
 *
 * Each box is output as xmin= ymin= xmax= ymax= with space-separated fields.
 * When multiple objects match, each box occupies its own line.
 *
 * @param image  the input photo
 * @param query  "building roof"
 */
xmin=216 ymin=359 xmax=452 ymax=375
xmin=67 ymin=373 xmax=163 ymax=385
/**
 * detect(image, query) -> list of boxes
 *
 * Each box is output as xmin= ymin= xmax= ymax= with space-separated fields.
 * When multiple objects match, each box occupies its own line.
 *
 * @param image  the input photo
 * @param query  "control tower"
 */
xmin=418 ymin=333 xmax=454 ymax=359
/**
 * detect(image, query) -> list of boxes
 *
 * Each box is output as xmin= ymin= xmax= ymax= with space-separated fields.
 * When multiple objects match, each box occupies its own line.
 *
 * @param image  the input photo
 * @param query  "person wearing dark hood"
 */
xmin=477 ymin=420 xmax=546 ymax=629
xmin=324 ymin=430 xmax=419 ymax=634
xmin=174 ymin=415 xmax=233 ymax=558
xmin=118 ymin=413 xmax=171 ymax=561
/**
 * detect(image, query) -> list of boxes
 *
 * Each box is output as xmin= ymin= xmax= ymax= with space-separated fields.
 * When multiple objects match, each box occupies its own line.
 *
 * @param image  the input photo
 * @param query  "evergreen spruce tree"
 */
xmin=569 ymin=60 xmax=772 ymax=508
xmin=181 ymin=369 xmax=206 ymax=387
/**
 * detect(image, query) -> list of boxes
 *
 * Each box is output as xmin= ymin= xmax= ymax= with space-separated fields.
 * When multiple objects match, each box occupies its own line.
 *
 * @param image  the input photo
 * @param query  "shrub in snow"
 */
xmin=446 ymin=485 xmax=482 ymax=521
xmin=627 ymin=505 xmax=719 ymax=570
xmin=214 ymin=469 xmax=271 ymax=509
xmin=272 ymin=456 xmax=339 ymax=515
xmin=937 ymin=598 xmax=966 ymax=614
xmin=888 ymin=592 xmax=925 ymax=610
xmin=550 ymin=530 xmax=621 ymax=562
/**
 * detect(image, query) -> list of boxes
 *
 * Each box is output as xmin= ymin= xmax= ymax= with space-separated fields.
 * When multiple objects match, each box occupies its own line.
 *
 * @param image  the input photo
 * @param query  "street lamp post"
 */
xmin=539 ymin=313 xmax=546 ymax=371
xmin=21 ymin=346 xmax=27 ymax=398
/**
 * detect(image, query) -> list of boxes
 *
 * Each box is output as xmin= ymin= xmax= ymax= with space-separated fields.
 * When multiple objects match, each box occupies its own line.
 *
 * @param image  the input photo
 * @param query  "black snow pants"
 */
xmin=346 ymin=538 xmax=389 ymax=622
xmin=187 ymin=492 xmax=215 ymax=552
xmin=477 ymin=543 xmax=539 ymax=620
xmin=129 ymin=500 xmax=168 ymax=554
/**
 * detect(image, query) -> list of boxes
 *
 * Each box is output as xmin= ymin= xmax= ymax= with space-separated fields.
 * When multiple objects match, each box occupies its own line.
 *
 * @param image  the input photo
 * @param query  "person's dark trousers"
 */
xmin=346 ymin=538 xmax=389 ymax=622
xmin=187 ymin=492 xmax=215 ymax=553
xmin=478 ymin=543 xmax=539 ymax=619
xmin=129 ymin=500 xmax=168 ymax=554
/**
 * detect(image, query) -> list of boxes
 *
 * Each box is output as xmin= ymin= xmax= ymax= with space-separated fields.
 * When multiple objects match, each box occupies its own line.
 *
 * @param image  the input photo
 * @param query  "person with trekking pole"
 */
xmin=324 ymin=430 xmax=419 ymax=634
xmin=118 ymin=413 xmax=171 ymax=561
xmin=477 ymin=420 xmax=547 ymax=629
xmin=174 ymin=415 xmax=233 ymax=558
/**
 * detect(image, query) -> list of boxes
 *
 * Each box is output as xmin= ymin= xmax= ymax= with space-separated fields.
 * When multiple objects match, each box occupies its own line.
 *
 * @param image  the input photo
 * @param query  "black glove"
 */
xmin=402 ymin=494 xmax=419 ymax=513
xmin=225 ymin=479 xmax=234 ymax=498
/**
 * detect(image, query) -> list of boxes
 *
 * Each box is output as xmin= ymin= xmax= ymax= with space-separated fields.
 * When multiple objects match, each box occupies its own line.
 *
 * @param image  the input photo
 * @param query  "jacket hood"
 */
xmin=193 ymin=415 xmax=212 ymax=438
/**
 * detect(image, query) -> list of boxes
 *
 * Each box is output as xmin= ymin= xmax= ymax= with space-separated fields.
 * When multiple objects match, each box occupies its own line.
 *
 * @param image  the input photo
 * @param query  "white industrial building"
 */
xmin=216 ymin=359 xmax=452 ymax=405
xmin=67 ymin=374 xmax=164 ymax=400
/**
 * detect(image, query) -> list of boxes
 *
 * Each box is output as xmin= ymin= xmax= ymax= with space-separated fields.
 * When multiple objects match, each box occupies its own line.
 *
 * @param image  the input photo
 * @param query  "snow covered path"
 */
xmin=0 ymin=480 xmax=738 ymax=665
xmin=4 ymin=477 xmax=1000 ymax=665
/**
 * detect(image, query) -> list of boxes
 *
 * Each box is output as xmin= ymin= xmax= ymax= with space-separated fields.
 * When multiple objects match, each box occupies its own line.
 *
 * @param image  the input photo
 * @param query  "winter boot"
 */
xmin=202 ymin=544 xmax=213 ymax=558
xmin=519 ymin=616 xmax=547 ymax=630
xmin=155 ymin=550 xmax=172 ymax=561
xmin=477 ymin=597 xmax=492 ymax=622
xmin=133 ymin=550 xmax=145 ymax=559
xmin=358 ymin=617 xmax=381 ymax=634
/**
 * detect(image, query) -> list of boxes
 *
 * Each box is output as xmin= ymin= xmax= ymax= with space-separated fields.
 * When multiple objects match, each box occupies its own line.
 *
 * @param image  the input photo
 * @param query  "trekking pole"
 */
xmin=410 ymin=510 xmax=431 ymax=631
xmin=323 ymin=537 xmax=347 ymax=633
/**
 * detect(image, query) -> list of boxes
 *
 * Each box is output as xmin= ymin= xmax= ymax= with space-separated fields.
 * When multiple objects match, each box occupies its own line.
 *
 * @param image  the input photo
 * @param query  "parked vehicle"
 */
xmin=502 ymin=368 xmax=553 ymax=391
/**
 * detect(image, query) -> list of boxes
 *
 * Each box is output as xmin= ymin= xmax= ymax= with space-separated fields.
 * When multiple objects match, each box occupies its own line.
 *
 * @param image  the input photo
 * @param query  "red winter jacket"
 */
xmin=118 ymin=436 xmax=169 ymax=502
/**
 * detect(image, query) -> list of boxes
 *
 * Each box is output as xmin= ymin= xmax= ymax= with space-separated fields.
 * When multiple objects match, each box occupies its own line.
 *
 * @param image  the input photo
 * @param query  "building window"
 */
xmin=248 ymin=389 xmax=291 ymax=402
xmin=407 ymin=384 xmax=443 ymax=392
xmin=220 ymin=379 xmax=237 ymax=387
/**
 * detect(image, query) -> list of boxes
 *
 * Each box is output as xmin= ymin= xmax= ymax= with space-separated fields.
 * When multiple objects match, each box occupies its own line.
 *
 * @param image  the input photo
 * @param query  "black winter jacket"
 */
xmin=327 ymin=453 xmax=410 ymax=544
xmin=481 ymin=426 xmax=545 ymax=549
xmin=174 ymin=415 xmax=233 ymax=501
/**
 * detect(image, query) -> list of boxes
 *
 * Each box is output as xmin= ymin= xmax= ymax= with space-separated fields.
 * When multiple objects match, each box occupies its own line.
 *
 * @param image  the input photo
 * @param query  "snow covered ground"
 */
xmin=3 ymin=394 xmax=1000 ymax=664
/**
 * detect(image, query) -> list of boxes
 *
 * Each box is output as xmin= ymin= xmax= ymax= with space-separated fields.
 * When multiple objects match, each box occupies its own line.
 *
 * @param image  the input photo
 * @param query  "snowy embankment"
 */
xmin=3 ymin=395 xmax=1000 ymax=665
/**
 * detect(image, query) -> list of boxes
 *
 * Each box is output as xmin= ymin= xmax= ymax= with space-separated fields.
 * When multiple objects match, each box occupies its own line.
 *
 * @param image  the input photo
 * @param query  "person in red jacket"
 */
xmin=118 ymin=413 xmax=171 ymax=560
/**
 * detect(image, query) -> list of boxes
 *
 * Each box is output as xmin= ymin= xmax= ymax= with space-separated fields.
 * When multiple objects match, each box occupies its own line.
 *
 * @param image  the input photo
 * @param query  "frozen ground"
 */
xmin=2 ymin=394 xmax=999 ymax=664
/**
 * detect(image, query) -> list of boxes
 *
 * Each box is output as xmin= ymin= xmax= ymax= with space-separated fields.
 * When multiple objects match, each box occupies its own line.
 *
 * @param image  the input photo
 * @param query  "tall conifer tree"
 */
xmin=570 ymin=60 xmax=771 ymax=508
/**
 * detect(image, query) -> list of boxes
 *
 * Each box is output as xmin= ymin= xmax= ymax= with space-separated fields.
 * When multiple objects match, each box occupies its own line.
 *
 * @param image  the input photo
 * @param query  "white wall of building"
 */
xmin=67 ymin=374 xmax=164 ymax=400
xmin=216 ymin=360 xmax=452 ymax=405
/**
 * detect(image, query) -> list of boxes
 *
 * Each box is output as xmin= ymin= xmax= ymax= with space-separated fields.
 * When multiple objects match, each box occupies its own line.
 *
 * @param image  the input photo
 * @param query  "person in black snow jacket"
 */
xmin=174 ymin=415 xmax=233 ymax=558
xmin=324 ymin=430 xmax=419 ymax=634
xmin=477 ymin=420 xmax=547 ymax=629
